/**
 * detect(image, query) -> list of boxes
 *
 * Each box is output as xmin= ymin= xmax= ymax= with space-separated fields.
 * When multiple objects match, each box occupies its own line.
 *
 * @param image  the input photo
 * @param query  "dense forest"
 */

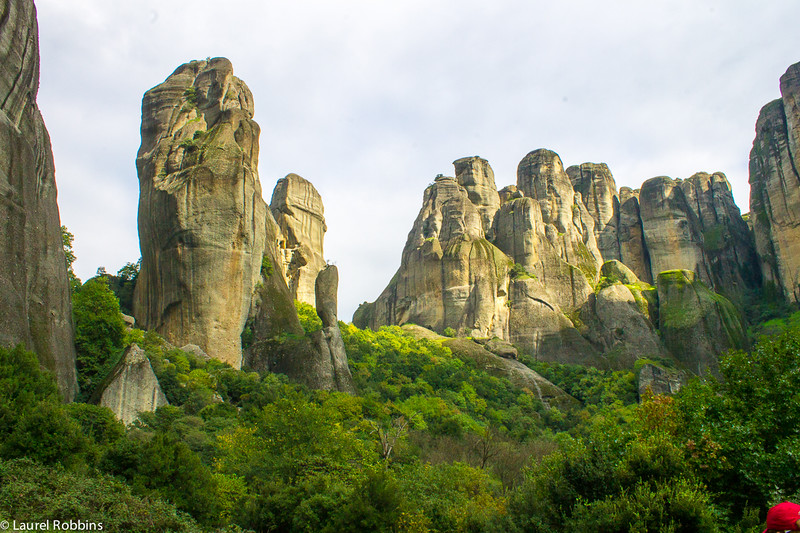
xmin=0 ymin=232 xmax=797 ymax=532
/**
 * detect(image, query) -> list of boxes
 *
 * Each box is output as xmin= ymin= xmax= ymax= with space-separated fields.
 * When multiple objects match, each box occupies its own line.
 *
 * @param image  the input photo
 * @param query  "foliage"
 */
xmin=261 ymin=254 xmax=274 ymax=278
xmin=0 ymin=458 xmax=204 ymax=532
xmin=529 ymin=360 xmax=638 ymax=407
xmin=443 ymin=326 xmax=457 ymax=338
xmin=104 ymin=259 xmax=140 ymax=315
xmin=61 ymin=225 xmax=81 ymax=292
xmin=296 ymin=300 xmax=323 ymax=333
xmin=72 ymin=277 xmax=127 ymax=398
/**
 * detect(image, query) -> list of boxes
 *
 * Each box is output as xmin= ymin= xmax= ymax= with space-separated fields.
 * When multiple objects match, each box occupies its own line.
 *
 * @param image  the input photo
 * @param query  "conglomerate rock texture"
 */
xmin=750 ymin=60 xmax=800 ymax=303
xmin=133 ymin=58 xmax=268 ymax=368
xmin=271 ymin=173 xmax=327 ymax=305
xmin=0 ymin=0 xmax=77 ymax=400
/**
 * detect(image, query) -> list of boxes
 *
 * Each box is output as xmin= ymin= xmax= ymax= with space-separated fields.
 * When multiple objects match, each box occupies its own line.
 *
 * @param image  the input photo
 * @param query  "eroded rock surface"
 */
xmin=95 ymin=344 xmax=168 ymax=425
xmin=0 ymin=0 xmax=77 ymax=400
xmin=657 ymin=269 xmax=746 ymax=376
xmin=750 ymin=60 xmax=800 ymax=303
xmin=271 ymin=174 xmax=327 ymax=305
xmin=133 ymin=58 xmax=270 ymax=368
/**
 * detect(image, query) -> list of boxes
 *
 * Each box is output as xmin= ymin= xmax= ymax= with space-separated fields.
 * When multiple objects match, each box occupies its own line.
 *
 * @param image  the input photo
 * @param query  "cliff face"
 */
xmin=0 ymin=0 xmax=77 ymax=400
xmin=357 ymin=146 xmax=757 ymax=376
xmin=133 ymin=58 xmax=270 ymax=368
xmin=750 ymin=61 xmax=800 ymax=303
xmin=271 ymin=173 xmax=327 ymax=305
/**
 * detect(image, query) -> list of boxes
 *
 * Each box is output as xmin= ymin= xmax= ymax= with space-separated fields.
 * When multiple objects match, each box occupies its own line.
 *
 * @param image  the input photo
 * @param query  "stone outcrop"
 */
xmin=656 ymin=269 xmax=747 ymax=376
xmin=750 ymin=60 xmax=800 ymax=303
xmin=637 ymin=364 xmax=685 ymax=398
xmin=579 ymin=261 xmax=668 ymax=369
xmin=0 ymin=0 xmax=77 ymax=400
xmin=133 ymin=58 xmax=271 ymax=368
xmin=94 ymin=344 xmax=168 ymax=425
xmin=453 ymin=156 xmax=500 ymax=235
xmin=270 ymin=174 xmax=327 ymax=305
xmin=617 ymin=187 xmax=653 ymax=284
xmin=568 ymin=163 xmax=621 ymax=263
xmin=639 ymin=173 xmax=759 ymax=303
xmin=308 ymin=265 xmax=356 ymax=393
xmin=355 ymin=174 xmax=511 ymax=338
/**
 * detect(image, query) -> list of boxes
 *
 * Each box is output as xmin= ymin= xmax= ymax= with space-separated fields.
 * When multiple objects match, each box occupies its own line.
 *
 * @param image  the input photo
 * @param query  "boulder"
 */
xmin=637 ymin=363 xmax=685 ymax=398
xmin=270 ymin=173 xmax=327 ymax=305
xmin=749 ymin=60 xmax=800 ymax=303
xmin=0 ymin=0 xmax=77 ymax=400
xmin=95 ymin=344 xmax=168 ymax=425
xmin=133 ymin=58 xmax=271 ymax=368
xmin=656 ymin=269 xmax=747 ymax=376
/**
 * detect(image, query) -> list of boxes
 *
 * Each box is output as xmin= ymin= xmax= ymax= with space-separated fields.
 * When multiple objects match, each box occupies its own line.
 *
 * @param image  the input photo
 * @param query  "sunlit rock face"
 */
xmin=750 ymin=60 xmax=800 ymax=303
xmin=0 ymin=0 xmax=77 ymax=400
xmin=133 ymin=58 xmax=270 ymax=368
xmin=639 ymin=173 xmax=760 ymax=303
xmin=270 ymin=173 xmax=327 ymax=306
xmin=355 ymin=174 xmax=511 ymax=339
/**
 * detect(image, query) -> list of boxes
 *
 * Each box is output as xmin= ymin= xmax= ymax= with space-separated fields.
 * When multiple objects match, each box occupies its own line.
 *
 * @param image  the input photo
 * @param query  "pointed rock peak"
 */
xmin=271 ymin=173 xmax=325 ymax=219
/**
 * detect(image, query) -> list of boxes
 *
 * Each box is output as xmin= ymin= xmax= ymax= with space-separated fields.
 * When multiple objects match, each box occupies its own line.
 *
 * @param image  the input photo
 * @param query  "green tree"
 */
xmin=61 ymin=225 xmax=81 ymax=292
xmin=72 ymin=277 xmax=127 ymax=397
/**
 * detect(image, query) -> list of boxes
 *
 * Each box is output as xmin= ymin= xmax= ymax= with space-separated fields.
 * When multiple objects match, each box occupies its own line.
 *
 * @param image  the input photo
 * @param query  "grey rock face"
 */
xmin=637 ymin=363 xmax=684 ymax=398
xmin=656 ymin=269 xmax=746 ymax=376
xmin=0 ymin=0 xmax=77 ymax=400
xmin=271 ymin=174 xmax=327 ymax=305
xmin=750 ymin=61 xmax=800 ymax=303
xmin=568 ymin=162 xmax=621 ymax=262
xmin=311 ymin=265 xmax=355 ymax=393
xmin=639 ymin=173 xmax=760 ymax=302
xmin=96 ymin=344 xmax=168 ymax=425
xmin=134 ymin=58 xmax=270 ymax=368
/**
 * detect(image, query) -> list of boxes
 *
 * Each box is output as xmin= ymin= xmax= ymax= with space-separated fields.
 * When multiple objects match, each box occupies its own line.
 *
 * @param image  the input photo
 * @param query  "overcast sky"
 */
xmin=35 ymin=0 xmax=800 ymax=321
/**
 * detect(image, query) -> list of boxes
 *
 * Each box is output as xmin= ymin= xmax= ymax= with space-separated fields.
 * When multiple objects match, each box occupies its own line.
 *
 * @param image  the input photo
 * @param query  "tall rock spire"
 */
xmin=0 ymin=0 xmax=77 ymax=400
xmin=133 ymin=58 xmax=270 ymax=368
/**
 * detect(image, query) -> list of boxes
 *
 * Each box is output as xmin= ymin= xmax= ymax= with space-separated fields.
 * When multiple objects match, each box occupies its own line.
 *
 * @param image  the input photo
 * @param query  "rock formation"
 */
xmin=133 ymin=58 xmax=271 ymax=368
xmin=0 ymin=0 xmax=77 ymax=400
xmin=568 ymin=163 xmax=621 ymax=263
xmin=750 ymin=60 xmax=800 ymax=303
xmin=639 ymin=173 xmax=759 ymax=303
xmin=357 ymin=146 xmax=759 ymax=377
xmin=309 ymin=265 xmax=356 ymax=393
xmin=133 ymin=58 xmax=355 ymax=393
xmin=271 ymin=174 xmax=327 ymax=305
xmin=94 ymin=344 xmax=168 ymax=425
xmin=354 ymin=174 xmax=511 ymax=339
xmin=656 ymin=269 xmax=746 ymax=376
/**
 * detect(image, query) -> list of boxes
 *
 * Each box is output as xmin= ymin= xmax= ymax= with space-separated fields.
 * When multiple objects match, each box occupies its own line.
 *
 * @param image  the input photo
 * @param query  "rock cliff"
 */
xmin=133 ymin=58 xmax=270 ymax=368
xmin=133 ymin=59 xmax=355 ymax=393
xmin=357 ymin=147 xmax=756 ymax=377
xmin=271 ymin=174 xmax=327 ymax=305
xmin=0 ymin=0 xmax=77 ymax=400
xmin=750 ymin=60 xmax=800 ymax=303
